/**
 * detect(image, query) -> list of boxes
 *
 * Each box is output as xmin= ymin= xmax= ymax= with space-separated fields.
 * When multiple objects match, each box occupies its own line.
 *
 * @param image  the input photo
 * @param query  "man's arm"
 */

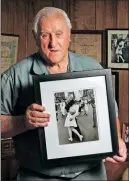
xmin=116 ymin=117 xmax=122 ymax=139
xmin=1 ymin=115 xmax=28 ymax=138
xmin=1 ymin=104 xmax=50 ymax=138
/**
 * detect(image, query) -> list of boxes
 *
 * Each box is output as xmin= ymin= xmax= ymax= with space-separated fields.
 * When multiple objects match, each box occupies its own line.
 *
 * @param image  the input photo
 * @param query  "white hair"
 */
xmin=32 ymin=7 xmax=72 ymax=36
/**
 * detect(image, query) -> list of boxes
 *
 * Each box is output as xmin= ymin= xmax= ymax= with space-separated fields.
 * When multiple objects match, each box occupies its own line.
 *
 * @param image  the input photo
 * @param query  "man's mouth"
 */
xmin=50 ymin=50 xmax=59 ymax=52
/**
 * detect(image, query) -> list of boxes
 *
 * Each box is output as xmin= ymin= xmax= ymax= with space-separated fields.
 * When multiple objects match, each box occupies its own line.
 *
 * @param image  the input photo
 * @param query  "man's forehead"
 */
xmin=40 ymin=28 xmax=63 ymax=33
xmin=40 ymin=14 xmax=65 ymax=24
xmin=39 ymin=15 xmax=67 ymax=29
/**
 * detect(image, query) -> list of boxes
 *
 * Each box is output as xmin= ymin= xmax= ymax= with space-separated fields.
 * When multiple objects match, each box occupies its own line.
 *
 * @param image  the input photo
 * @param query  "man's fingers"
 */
xmin=25 ymin=104 xmax=51 ymax=129
xmin=105 ymin=157 xmax=118 ymax=163
xmin=29 ymin=103 xmax=45 ymax=112
xmin=28 ymin=122 xmax=49 ymax=129
xmin=30 ymin=111 xmax=50 ymax=118
xmin=113 ymin=155 xmax=126 ymax=162
xmin=30 ymin=117 xmax=50 ymax=123
xmin=35 ymin=122 xmax=49 ymax=127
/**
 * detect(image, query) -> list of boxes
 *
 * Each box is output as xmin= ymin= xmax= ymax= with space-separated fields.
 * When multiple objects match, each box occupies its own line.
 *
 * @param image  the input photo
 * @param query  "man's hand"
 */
xmin=104 ymin=138 xmax=127 ymax=163
xmin=24 ymin=103 xmax=50 ymax=129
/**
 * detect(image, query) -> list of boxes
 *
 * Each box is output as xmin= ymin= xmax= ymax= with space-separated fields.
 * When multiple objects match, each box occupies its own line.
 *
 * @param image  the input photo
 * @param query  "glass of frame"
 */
xmin=1 ymin=34 xmax=19 ymax=73
xmin=106 ymin=29 xmax=129 ymax=69
xmin=33 ymin=69 xmax=118 ymax=167
xmin=69 ymin=30 xmax=103 ymax=64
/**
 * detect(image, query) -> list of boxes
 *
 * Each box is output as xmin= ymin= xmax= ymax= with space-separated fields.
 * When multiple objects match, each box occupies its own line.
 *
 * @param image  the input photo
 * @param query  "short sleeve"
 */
xmin=1 ymin=72 xmax=14 ymax=115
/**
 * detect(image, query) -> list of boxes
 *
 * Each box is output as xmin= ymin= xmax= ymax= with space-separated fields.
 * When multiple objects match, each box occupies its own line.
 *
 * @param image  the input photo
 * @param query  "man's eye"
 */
xmin=41 ymin=34 xmax=49 ymax=38
xmin=56 ymin=32 xmax=62 ymax=37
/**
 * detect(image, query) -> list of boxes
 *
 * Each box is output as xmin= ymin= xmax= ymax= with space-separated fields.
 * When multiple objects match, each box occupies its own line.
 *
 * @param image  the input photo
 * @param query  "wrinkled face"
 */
xmin=36 ymin=14 xmax=71 ymax=65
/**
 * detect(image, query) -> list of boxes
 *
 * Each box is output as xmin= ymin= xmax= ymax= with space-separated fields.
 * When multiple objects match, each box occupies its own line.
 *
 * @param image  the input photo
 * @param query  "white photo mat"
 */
xmin=40 ymin=76 xmax=112 ymax=160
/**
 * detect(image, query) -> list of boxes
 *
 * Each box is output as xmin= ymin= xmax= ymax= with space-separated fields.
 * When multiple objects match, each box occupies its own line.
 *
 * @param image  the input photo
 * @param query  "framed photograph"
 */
xmin=33 ymin=69 xmax=118 ymax=167
xmin=69 ymin=30 xmax=103 ymax=64
xmin=112 ymin=72 xmax=119 ymax=107
xmin=106 ymin=29 xmax=129 ymax=69
xmin=1 ymin=34 xmax=19 ymax=72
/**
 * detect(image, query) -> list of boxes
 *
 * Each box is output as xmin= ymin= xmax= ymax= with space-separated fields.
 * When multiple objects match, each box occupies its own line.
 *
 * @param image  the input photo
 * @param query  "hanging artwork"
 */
xmin=1 ymin=34 xmax=19 ymax=72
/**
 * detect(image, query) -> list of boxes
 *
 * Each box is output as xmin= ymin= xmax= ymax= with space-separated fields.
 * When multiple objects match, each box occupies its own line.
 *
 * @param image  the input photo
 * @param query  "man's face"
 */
xmin=37 ymin=14 xmax=71 ymax=65
xmin=69 ymin=94 xmax=74 ymax=101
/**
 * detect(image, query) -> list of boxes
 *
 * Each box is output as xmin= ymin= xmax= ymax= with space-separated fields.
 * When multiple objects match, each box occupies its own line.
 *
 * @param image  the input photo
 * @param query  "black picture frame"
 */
xmin=69 ymin=30 xmax=103 ymax=65
xmin=106 ymin=29 xmax=129 ymax=69
xmin=112 ymin=72 xmax=119 ymax=108
xmin=33 ymin=69 xmax=118 ymax=167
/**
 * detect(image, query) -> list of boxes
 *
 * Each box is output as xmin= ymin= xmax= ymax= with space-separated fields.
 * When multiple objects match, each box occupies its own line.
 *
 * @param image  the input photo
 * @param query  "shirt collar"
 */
xmin=68 ymin=51 xmax=82 ymax=72
xmin=32 ymin=51 xmax=80 ymax=75
xmin=32 ymin=52 xmax=49 ymax=75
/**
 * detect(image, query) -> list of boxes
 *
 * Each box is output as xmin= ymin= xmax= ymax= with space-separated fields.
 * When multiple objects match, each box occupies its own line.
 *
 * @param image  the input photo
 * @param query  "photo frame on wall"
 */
xmin=1 ymin=34 xmax=19 ymax=72
xmin=69 ymin=30 xmax=103 ymax=64
xmin=112 ymin=72 xmax=119 ymax=107
xmin=33 ymin=69 xmax=118 ymax=167
xmin=106 ymin=29 xmax=129 ymax=69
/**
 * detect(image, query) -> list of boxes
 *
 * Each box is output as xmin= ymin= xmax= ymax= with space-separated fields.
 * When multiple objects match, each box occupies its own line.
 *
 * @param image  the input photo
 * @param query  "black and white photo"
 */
xmin=54 ymin=89 xmax=99 ymax=145
xmin=106 ymin=29 xmax=129 ymax=69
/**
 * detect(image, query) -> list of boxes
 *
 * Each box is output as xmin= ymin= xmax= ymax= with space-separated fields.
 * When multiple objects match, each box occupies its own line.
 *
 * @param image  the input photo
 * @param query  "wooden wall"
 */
xmin=1 ymin=0 xmax=129 ymax=125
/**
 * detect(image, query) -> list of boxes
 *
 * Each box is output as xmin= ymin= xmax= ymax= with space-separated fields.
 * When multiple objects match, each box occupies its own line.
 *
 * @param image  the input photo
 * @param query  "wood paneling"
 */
xmin=52 ymin=0 xmax=70 ymax=13
xmin=27 ymin=0 xmax=40 ymax=56
xmin=1 ymin=0 xmax=15 ymax=33
xmin=70 ymin=0 xmax=96 ymax=30
xmin=119 ymin=71 xmax=129 ymax=123
xmin=13 ymin=0 xmax=28 ymax=60
xmin=96 ymin=0 xmax=117 ymax=29
xmin=117 ymin=0 xmax=129 ymax=28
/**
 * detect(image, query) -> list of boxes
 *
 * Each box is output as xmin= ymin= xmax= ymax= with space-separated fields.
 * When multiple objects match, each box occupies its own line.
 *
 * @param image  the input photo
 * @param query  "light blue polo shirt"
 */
xmin=1 ymin=51 xmax=118 ymax=178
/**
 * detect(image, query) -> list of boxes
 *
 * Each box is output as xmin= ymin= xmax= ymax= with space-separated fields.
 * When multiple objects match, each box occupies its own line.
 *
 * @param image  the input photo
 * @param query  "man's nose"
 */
xmin=49 ymin=34 xmax=57 ymax=48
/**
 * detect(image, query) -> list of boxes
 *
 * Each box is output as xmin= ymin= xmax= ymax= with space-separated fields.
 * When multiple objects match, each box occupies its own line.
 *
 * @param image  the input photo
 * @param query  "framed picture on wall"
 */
xmin=1 ymin=34 xmax=19 ymax=73
xmin=69 ymin=30 xmax=103 ymax=64
xmin=106 ymin=29 xmax=129 ymax=69
xmin=33 ymin=69 xmax=118 ymax=167
xmin=112 ymin=72 xmax=119 ymax=107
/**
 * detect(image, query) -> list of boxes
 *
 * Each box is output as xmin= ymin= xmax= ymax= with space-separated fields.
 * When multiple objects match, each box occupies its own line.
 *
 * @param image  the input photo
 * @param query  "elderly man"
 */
xmin=1 ymin=7 xmax=127 ymax=181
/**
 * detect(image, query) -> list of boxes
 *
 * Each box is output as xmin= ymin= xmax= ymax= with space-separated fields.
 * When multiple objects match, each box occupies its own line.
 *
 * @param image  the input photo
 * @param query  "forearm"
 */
xmin=116 ymin=117 xmax=122 ymax=139
xmin=0 ymin=115 xmax=28 ymax=138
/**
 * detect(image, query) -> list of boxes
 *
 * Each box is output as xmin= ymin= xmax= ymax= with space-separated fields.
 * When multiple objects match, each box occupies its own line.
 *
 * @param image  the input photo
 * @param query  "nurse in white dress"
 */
xmin=64 ymin=101 xmax=83 ymax=142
